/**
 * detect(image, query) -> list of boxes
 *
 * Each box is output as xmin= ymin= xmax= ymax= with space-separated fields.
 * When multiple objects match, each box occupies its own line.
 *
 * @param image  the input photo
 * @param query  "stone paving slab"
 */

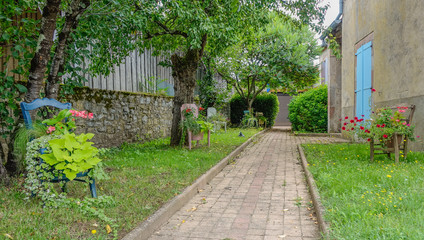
xmin=149 ymin=130 xmax=346 ymax=240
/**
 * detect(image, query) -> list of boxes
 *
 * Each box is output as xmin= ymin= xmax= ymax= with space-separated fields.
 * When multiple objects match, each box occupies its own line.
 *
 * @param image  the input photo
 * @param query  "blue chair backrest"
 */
xmin=20 ymin=98 xmax=72 ymax=129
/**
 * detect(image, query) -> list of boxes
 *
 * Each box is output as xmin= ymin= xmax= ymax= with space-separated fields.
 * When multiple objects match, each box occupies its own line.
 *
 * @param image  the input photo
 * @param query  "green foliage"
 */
xmin=288 ymin=85 xmax=328 ymax=133
xmin=252 ymin=93 xmax=279 ymax=127
xmin=216 ymin=12 xmax=320 ymax=111
xmin=303 ymin=143 xmax=424 ymax=239
xmin=197 ymin=57 xmax=230 ymax=109
xmin=230 ymin=93 xmax=279 ymax=127
xmin=41 ymin=133 xmax=101 ymax=180
xmin=13 ymin=122 xmax=48 ymax=172
xmin=0 ymin=1 xmax=38 ymax=137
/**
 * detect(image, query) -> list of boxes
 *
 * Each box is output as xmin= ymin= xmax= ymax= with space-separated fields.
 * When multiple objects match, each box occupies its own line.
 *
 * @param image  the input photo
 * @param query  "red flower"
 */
xmin=351 ymin=127 xmax=354 ymax=130
xmin=342 ymin=126 xmax=346 ymax=130
xmin=199 ymin=107 xmax=205 ymax=111
xmin=360 ymin=126 xmax=364 ymax=130
xmin=345 ymin=116 xmax=349 ymax=120
xmin=376 ymin=124 xmax=380 ymax=127
xmin=343 ymin=122 xmax=347 ymax=126
xmin=383 ymin=134 xmax=388 ymax=138
xmin=186 ymin=109 xmax=191 ymax=113
xmin=354 ymin=123 xmax=357 ymax=126
xmin=372 ymin=88 xmax=376 ymax=92
xmin=381 ymin=124 xmax=386 ymax=127
xmin=367 ymin=138 xmax=371 ymax=142
xmin=350 ymin=119 xmax=354 ymax=123
xmin=361 ymin=115 xmax=365 ymax=117
xmin=354 ymin=117 xmax=358 ymax=120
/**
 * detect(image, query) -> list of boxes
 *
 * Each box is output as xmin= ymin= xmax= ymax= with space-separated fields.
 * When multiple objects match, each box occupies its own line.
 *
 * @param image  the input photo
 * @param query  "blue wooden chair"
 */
xmin=21 ymin=98 xmax=97 ymax=198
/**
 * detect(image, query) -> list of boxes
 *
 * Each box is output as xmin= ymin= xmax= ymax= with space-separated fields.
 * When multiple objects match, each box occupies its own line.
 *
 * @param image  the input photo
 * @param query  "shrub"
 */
xmin=288 ymin=85 xmax=327 ymax=132
xmin=230 ymin=93 xmax=279 ymax=127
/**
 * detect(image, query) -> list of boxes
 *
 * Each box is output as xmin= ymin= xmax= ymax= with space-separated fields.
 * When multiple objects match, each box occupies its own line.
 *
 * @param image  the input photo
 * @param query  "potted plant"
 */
xmin=342 ymin=106 xmax=417 ymax=162
xmin=21 ymin=109 xmax=105 ymax=202
xmin=180 ymin=106 xmax=213 ymax=149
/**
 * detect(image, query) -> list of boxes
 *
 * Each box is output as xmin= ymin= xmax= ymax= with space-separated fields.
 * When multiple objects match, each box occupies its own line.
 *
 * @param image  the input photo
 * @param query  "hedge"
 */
xmin=230 ymin=93 xmax=279 ymax=127
xmin=288 ymin=85 xmax=327 ymax=132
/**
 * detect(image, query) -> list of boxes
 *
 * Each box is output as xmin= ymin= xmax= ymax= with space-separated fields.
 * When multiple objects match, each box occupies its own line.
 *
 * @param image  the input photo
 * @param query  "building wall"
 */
xmin=68 ymin=87 xmax=173 ymax=148
xmin=320 ymin=46 xmax=342 ymax=133
xmin=342 ymin=0 xmax=424 ymax=150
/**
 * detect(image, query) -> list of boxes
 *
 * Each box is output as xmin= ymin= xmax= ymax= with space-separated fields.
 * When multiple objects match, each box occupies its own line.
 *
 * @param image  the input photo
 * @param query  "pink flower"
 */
xmin=88 ymin=113 xmax=94 ymax=119
xmin=402 ymin=122 xmax=407 ymax=125
xmin=69 ymin=109 xmax=77 ymax=116
xmin=396 ymin=119 xmax=400 ymax=122
xmin=372 ymin=88 xmax=376 ymax=92
xmin=407 ymin=124 xmax=411 ymax=127
xmin=417 ymin=136 xmax=420 ymax=138
xmin=46 ymin=126 xmax=56 ymax=134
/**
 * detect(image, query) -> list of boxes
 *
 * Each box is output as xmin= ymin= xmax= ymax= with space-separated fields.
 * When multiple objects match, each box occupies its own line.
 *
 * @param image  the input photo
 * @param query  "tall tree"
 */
xmin=131 ymin=0 xmax=327 ymax=146
xmin=216 ymin=13 xmax=321 ymax=111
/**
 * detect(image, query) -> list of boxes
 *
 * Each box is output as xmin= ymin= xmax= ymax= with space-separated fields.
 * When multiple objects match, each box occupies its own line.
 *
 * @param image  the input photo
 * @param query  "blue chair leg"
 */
xmin=89 ymin=178 xmax=97 ymax=198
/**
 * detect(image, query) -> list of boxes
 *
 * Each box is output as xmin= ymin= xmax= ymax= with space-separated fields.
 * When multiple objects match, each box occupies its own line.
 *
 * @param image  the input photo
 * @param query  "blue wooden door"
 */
xmin=355 ymin=41 xmax=373 ymax=119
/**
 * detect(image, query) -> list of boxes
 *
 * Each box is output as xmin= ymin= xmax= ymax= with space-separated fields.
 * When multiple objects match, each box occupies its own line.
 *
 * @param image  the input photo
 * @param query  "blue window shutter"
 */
xmin=355 ymin=41 xmax=373 ymax=119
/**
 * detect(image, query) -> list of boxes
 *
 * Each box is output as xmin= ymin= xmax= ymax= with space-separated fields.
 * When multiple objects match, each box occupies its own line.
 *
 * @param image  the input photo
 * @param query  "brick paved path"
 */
xmin=150 ymin=130 xmax=346 ymax=240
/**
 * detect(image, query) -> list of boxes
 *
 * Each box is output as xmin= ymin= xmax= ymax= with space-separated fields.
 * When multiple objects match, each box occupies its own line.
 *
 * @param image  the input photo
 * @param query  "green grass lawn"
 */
xmin=303 ymin=143 xmax=424 ymax=240
xmin=0 ymin=128 xmax=260 ymax=240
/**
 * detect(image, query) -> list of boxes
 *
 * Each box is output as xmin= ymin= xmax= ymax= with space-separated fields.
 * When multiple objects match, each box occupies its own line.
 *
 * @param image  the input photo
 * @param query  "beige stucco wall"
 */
xmin=342 ymin=0 xmax=424 ymax=150
xmin=320 ymin=47 xmax=342 ymax=133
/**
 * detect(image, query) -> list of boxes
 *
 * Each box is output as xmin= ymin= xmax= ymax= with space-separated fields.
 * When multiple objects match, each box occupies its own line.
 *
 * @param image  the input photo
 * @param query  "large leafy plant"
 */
xmin=40 ymin=133 xmax=101 ymax=180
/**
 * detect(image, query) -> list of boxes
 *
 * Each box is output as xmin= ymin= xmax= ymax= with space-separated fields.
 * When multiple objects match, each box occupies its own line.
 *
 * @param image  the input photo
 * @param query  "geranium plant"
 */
xmin=342 ymin=106 xmax=416 ymax=144
xmin=180 ymin=107 xmax=213 ymax=135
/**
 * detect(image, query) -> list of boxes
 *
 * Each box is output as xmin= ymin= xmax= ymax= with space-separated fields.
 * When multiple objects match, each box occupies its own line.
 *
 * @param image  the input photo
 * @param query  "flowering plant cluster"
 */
xmin=342 ymin=106 xmax=416 ymax=143
xmin=180 ymin=106 xmax=213 ymax=135
xmin=43 ymin=109 xmax=93 ymax=135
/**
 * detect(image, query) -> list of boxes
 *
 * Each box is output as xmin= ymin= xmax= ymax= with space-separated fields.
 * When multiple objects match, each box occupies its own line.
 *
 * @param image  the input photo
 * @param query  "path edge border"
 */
xmin=292 ymin=133 xmax=342 ymax=138
xmin=298 ymin=144 xmax=330 ymax=239
xmin=122 ymin=129 xmax=267 ymax=240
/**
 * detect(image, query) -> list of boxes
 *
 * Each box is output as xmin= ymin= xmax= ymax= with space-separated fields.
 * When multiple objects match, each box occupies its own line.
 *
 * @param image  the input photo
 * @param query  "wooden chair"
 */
xmin=370 ymin=104 xmax=415 ymax=164
xmin=181 ymin=104 xmax=210 ymax=150
xmin=21 ymin=98 xmax=97 ymax=198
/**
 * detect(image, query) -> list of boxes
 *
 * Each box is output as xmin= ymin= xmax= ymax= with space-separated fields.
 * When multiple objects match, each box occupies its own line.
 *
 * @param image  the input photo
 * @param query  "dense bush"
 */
xmin=230 ymin=93 xmax=279 ymax=127
xmin=288 ymin=85 xmax=327 ymax=132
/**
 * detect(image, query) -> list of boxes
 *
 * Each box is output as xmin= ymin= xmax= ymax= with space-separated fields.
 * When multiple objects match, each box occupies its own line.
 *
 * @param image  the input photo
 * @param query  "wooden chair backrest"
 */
xmin=20 ymin=98 xmax=72 ymax=128
xmin=181 ymin=104 xmax=198 ymax=120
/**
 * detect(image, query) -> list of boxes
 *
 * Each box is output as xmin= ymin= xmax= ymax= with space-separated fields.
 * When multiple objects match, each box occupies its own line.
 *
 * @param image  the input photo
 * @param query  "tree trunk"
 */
xmin=46 ymin=0 xmax=90 ymax=100
xmin=25 ymin=0 xmax=61 ymax=103
xmin=0 ymin=138 xmax=10 ymax=185
xmin=169 ymin=49 xmax=201 ymax=146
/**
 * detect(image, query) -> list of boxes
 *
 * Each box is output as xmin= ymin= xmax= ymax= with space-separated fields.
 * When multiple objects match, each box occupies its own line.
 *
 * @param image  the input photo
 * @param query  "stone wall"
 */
xmin=67 ymin=87 xmax=173 ymax=148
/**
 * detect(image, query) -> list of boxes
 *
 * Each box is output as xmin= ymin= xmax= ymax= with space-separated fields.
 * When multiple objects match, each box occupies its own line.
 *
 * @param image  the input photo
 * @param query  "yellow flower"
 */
xmin=91 ymin=230 xmax=97 ymax=234
xmin=387 ymin=175 xmax=392 ymax=178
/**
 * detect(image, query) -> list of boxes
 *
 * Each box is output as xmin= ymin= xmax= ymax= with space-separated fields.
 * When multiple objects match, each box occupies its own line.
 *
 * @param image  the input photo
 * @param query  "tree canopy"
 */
xmin=215 ymin=12 xmax=321 ymax=110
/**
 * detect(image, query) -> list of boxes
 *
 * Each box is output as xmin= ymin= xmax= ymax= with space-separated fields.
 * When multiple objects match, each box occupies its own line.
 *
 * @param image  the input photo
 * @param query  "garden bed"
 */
xmin=0 ymin=128 xmax=260 ymax=239
xmin=303 ymin=143 xmax=424 ymax=239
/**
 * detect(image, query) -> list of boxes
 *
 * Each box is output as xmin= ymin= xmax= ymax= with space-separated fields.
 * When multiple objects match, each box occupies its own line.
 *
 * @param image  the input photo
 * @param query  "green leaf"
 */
xmin=15 ymin=84 xmax=27 ymax=93
xmin=63 ymin=169 xmax=77 ymax=180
